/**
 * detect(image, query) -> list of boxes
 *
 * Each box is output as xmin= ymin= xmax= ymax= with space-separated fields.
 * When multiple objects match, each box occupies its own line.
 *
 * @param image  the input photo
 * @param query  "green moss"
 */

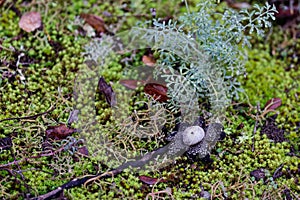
xmin=0 ymin=0 xmax=299 ymax=199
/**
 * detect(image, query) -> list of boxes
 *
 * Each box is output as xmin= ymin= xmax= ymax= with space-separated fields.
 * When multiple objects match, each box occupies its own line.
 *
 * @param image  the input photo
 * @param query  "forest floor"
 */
xmin=0 ymin=1 xmax=299 ymax=199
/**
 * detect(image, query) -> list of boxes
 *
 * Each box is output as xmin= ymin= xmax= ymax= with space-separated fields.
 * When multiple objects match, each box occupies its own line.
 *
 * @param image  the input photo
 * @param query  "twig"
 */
xmin=0 ymin=106 xmax=55 ymax=122
xmin=0 ymin=146 xmax=64 ymax=168
xmin=272 ymin=163 xmax=284 ymax=180
xmin=220 ymin=181 xmax=228 ymax=199
xmin=32 ymin=145 xmax=170 ymax=200
xmin=252 ymin=103 xmax=260 ymax=152
xmin=146 ymin=187 xmax=174 ymax=200
xmin=32 ymin=122 xmax=221 ymax=199
xmin=0 ymin=44 xmax=15 ymax=52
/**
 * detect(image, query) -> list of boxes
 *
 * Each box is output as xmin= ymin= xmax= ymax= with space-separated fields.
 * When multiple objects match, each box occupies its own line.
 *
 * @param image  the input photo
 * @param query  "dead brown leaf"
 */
xmin=264 ymin=98 xmax=282 ymax=111
xmin=98 ymin=77 xmax=117 ymax=106
xmin=142 ymin=54 xmax=156 ymax=67
xmin=46 ymin=124 xmax=76 ymax=140
xmin=19 ymin=11 xmax=42 ymax=32
xmin=80 ymin=13 xmax=108 ymax=34
xmin=144 ymin=83 xmax=168 ymax=102
xmin=139 ymin=175 xmax=167 ymax=185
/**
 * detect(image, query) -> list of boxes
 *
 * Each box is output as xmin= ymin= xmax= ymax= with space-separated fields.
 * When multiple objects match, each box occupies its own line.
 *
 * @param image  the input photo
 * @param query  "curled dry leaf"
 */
xmin=139 ymin=175 xmax=167 ymax=185
xmin=119 ymin=79 xmax=146 ymax=90
xmin=142 ymin=54 xmax=156 ymax=67
xmin=19 ymin=12 xmax=42 ymax=32
xmin=67 ymin=109 xmax=79 ymax=125
xmin=144 ymin=83 xmax=168 ymax=102
xmin=46 ymin=124 xmax=77 ymax=140
xmin=80 ymin=13 xmax=108 ymax=34
xmin=264 ymin=97 xmax=282 ymax=111
xmin=98 ymin=77 xmax=117 ymax=106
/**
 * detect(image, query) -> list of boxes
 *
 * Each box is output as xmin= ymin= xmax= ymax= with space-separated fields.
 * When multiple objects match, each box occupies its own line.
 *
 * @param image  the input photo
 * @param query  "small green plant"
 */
xmin=149 ymin=0 xmax=277 ymax=121
xmin=83 ymin=0 xmax=278 ymax=125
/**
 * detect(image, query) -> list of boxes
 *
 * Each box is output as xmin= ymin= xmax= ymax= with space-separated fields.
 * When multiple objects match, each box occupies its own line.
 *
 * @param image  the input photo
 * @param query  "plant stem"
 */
xmin=183 ymin=0 xmax=190 ymax=15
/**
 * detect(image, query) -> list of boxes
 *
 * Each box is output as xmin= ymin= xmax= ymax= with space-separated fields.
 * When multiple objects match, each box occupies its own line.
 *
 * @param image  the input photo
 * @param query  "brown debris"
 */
xmin=139 ymin=175 xmax=167 ymax=185
xmin=144 ymin=83 xmax=168 ymax=102
xmin=142 ymin=54 xmax=156 ymax=67
xmin=46 ymin=124 xmax=77 ymax=140
xmin=261 ymin=114 xmax=287 ymax=143
xmin=98 ymin=77 xmax=117 ymax=107
xmin=80 ymin=13 xmax=108 ymax=34
xmin=264 ymin=97 xmax=282 ymax=111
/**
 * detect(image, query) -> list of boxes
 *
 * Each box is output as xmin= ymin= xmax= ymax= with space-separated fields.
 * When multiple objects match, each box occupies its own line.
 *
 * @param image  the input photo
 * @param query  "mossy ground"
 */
xmin=0 ymin=1 xmax=299 ymax=199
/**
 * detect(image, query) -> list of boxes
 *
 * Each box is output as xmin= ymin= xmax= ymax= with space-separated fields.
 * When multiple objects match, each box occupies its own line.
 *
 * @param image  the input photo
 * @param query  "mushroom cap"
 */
xmin=186 ymin=123 xmax=224 ymax=159
xmin=182 ymin=126 xmax=205 ymax=146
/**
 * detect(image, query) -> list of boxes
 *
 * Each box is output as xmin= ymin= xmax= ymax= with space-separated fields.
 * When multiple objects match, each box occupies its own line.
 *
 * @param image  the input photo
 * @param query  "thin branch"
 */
xmin=32 ymin=145 xmax=170 ymax=200
xmin=32 ymin=121 xmax=221 ymax=199
xmin=272 ymin=163 xmax=284 ymax=180
xmin=0 ymin=146 xmax=64 ymax=168
xmin=0 ymin=106 xmax=55 ymax=122
xmin=252 ymin=102 xmax=260 ymax=152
